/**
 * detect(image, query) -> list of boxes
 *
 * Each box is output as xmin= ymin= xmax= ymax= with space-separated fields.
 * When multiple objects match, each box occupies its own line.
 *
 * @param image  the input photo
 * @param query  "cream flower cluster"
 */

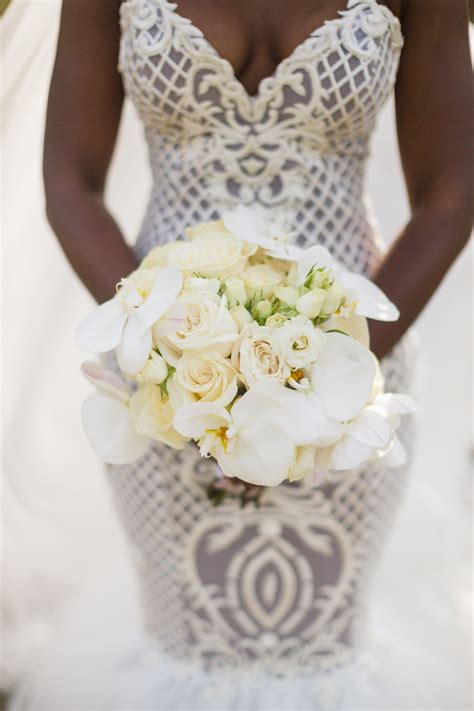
xmin=77 ymin=206 xmax=414 ymax=487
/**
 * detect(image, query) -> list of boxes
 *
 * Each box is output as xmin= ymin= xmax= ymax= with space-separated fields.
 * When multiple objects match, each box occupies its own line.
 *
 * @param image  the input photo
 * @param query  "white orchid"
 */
xmin=315 ymin=392 xmax=416 ymax=471
xmin=223 ymin=205 xmax=302 ymax=261
xmin=174 ymin=382 xmax=305 ymax=486
xmin=272 ymin=332 xmax=377 ymax=447
xmin=296 ymin=245 xmax=399 ymax=322
xmin=76 ymin=265 xmax=184 ymax=375
xmin=80 ymin=361 xmax=150 ymax=464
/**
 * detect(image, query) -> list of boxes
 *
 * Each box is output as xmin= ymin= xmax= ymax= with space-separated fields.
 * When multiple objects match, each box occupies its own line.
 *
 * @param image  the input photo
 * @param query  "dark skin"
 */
xmin=44 ymin=0 xmax=473 ymax=362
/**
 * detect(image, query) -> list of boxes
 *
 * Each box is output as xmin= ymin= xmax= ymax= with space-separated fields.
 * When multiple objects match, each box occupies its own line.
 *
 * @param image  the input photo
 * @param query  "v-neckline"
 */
xmin=164 ymin=0 xmax=361 ymax=101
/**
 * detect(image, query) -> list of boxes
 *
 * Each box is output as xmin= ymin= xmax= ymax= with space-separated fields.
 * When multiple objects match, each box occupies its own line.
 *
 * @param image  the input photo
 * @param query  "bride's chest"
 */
xmin=119 ymin=0 xmax=403 ymax=145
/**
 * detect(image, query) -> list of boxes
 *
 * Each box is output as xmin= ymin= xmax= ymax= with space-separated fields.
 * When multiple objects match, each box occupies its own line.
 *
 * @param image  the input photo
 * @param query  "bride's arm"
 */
xmin=44 ymin=0 xmax=138 ymax=303
xmin=369 ymin=0 xmax=472 ymax=359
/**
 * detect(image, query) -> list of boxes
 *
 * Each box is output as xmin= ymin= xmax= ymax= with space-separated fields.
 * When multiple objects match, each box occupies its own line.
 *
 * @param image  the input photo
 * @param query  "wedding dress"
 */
xmin=6 ymin=1 xmax=469 ymax=709
xmin=105 ymin=0 xmax=414 ymax=706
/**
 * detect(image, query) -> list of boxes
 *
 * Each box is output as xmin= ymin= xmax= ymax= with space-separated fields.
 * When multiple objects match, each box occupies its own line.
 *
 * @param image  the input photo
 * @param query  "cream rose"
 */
xmin=271 ymin=315 xmax=326 ymax=370
xmin=136 ymin=350 xmax=168 ymax=384
xmin=225 ymin=277 xmax=248 ymax=306
xmin=229 ymin=305 xmax=253 ymax=331
xmin=266 ymin=313 xmax=287 ymax=329
xmin=139 ymin=243 xmax=179 ymax=270
xmin=169 ymin=220 xmax=255 ymax=278
xmin=182 ymin=276 xmax=221 ymax=303
xmin=242 ymin=264 xmax=284 ymax=299
xmin=176 ymin=351 xmax=238 ymax=406
xmin=232 ymin=324 xmax=290 ymax=386
xmin=254 ymin=299 xmax=273 ymax=320
xmin=295 ymin=288 xmax=326 ymax=319
xmin=322 ymin=282 xmax=346 ymax=314
xmin=275 ymin=285 xmax=298 ymax=307
xmin=130 ymin=383 xmax=186 ymax=449
xmin=154 ymin=293 xmax=238 ymax=365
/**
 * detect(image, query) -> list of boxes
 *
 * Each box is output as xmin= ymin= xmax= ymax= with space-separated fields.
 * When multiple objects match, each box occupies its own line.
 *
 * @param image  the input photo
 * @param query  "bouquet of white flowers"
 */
xmin=77 ymin=206 xmax=415 ymax=489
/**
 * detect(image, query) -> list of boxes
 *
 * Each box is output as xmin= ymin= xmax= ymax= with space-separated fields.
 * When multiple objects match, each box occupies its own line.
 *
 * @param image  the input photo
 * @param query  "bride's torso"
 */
xmin=119 ymin=0 xmax=403 ymax=273
xmin=111 ymin=0 xmax=414 ymax=677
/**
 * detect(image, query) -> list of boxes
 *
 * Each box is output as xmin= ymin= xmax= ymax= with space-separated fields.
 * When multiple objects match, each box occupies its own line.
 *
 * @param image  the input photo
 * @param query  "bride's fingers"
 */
xmin=213 ymin=476 xmax=265 ymax=496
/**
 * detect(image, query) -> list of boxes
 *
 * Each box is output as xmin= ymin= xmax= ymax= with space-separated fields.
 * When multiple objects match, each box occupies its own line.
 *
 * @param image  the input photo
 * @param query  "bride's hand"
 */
xmin=209 ymin=473 xmax=265 ymax=507
xmin=215 ymin=476 xmax=265 ymax=498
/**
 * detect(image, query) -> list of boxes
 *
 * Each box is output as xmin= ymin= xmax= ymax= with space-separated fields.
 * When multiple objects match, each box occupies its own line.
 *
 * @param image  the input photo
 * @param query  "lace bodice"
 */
xmin=109 ymin=0 xmax=414 ymax=679
xmin=119 ymin=0 xmax=402 ymax=271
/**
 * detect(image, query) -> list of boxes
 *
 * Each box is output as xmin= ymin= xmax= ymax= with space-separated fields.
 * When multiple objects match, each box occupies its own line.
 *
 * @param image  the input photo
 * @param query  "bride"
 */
xmin=39 ymin=0 xmax=471 ymax=708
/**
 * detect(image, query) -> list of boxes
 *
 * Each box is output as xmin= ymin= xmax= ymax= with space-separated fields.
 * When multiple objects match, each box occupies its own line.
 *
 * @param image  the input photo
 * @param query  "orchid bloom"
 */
xmin=80 ymin=361 xmax=150 ymax=464
xmin=315 ymin=392 xmax=416 ymax=471
xmin=296 ymin=245 xmax=399 ymax=322
xmin=267 ymin=331 xmax=376 ymax=447
xmin=76 ymin=265 xmax=184 ymax=375
xmin=222 ymin=205 xmax=302 ymax=261
xmin=173 ymin=382 xmax=303 ymax=486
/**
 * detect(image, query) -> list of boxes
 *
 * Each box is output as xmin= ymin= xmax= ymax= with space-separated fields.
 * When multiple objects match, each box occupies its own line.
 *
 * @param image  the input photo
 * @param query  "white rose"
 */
xmin=308 ymin=268 xmax=332 ymax=289
xmin=230 ymin=305 xmax=254 ymax=331
xmin=288 ymin=446 xmax=317 ymax=482
xmin=286 ymin=262 xmax=299 ymax=287
xmin=155 ymin=293 xmax=238 ymax=365
xmin=225 ymin=277 xmax=248 ymax=306
xmin=266 ymin=313 xmax=287 ymax=329
xmin=136 ymin=351 xmax=168 ymax=384
xmin=296 ymin=289 xmax=326 ymax=319
xmin=139 ymin=242 xmax=179 ymax=269
xmin=275 ymin=286 xmax=298 ymax=306
xmin=129 ymin=383 xmax=186 ymax=449
xmin=176 ymin=351 xmax=238 ymax=406
xmin=242 ymin=264 xmax=284 ymax=299
xmin=322 ymin=282 xmax=346 ymax=314
xmin=183 ymin=276 xmax=221 ymax=303
xmin=170 ymin=220 xmax=255 ymax=278
xmin=233 ymin=324 xmax=290 ymax=386
xmin=271 ymin=315 xmax=326 ymax=370
xmin=254 ymin=299 xmax=273 ymax=320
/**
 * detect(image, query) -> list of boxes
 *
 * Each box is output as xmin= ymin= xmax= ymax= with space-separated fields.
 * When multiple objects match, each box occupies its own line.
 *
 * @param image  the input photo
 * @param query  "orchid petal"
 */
xmin=231 ymin=381 xmax=296 ymax=434
xmin=82 ymin=393 xmax=150 ymax=464
xmin=152 ymin=302 xmax=186 ymax=339
xmin=116 ymin=315 xmax=152 ymax=375
xmin=325 ymin=433 xmax=375 ymax=470
xmin=76 ymin=299 xmax=127 ymax=353
xmin=330 ymin=314 xmax=370 ymax=348
xmin=374 ymin=393 xmax=417 ymax=415
xmin=218 ymin=423 xmax=294 ymax=486
xmin=296 ymin=245 xmax=336 ymax=285
xmin=346 ymin=408 xmax=391 ymax=448
xmin=222 ymin=205 xmax=268 ymax=245
xmin=173 ymin=402 xmax=231 ymax=439
xmin=266 ymin=242 xmax=303 ymax=262
xmin=341 ymin=272 xmax=399 ymax=322
xmin=304 ymin=392 xmax=346 ymax=446
xmin=378 ymin=433 xmax=407 ymax=468
xmin=135 ymin=265 xmax=183 ymax=333
xmin=256 ymin=381 xmax=344 ymax=447
xmin=315 ymin=332 xmax=376 ymax=421
xmin=81 ymin=361 xmax=129 ymax=402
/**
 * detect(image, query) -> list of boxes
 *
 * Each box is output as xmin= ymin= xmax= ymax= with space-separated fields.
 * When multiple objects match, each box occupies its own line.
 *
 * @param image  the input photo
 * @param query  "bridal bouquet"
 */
xmin=77 ymin=206 xmax=414 ymax=488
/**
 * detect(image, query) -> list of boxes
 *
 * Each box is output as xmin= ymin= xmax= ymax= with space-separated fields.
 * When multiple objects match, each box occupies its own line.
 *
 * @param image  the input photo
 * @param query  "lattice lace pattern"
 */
xmin=110 ymin=0 xmax=415 ymax=677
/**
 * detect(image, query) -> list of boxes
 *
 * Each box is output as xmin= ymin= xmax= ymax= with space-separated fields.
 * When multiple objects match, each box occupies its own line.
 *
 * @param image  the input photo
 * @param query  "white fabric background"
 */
xmin=1 ymin=1 xmax=472 ymax=706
